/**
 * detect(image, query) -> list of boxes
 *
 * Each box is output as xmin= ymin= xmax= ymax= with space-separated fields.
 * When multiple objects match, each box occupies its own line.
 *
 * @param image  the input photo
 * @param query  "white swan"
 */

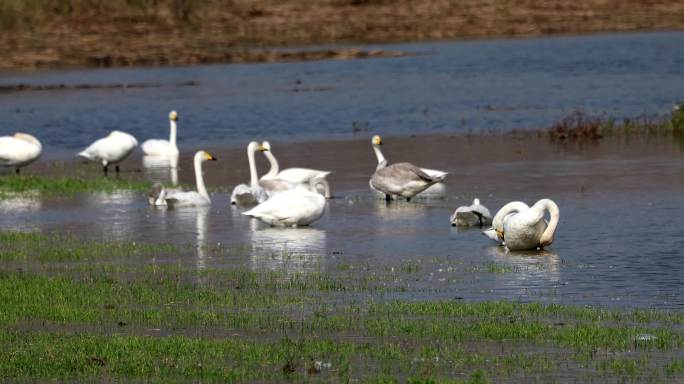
xmin=0 ymin=133 xmax=42 ymax=174
xmin=231 ymin=141 xmax=268 ymax=205
xmin=78 ymin=130 xmax=138 ymax=175
xmin=141 ymin=110 xmax=180 ymax=161
xmin=148 ymin=150 xmax=216 ymax=207
xmin=450 ymin=198 xmax=492 ymax=227
xmin=501 ymin=199 xmax=560 ymax=251
xmin=259 ymin=141 xmax=331 ymax=184
xmin=482 ymin=201 xmax=530 ymax=244
xmin=370 ymin=135 xmax=447 ymax=199
xmin=243 ymin=178 xmax=328 ymax=227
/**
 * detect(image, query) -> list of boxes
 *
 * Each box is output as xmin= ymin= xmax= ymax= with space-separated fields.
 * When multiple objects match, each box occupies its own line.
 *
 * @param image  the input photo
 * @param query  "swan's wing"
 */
xmin=259 ymin=178 xmax=297 ymax=196
xmin=244 ymin=191 xmax=323 ymax=224
xmin=370 ymin=162 xmax=438 ymax=194
xmin=278 ymin=168 xmax=331 ymax=184
xmin=0 ymin=137 xmax=41 ymax=164
xmin=420 ymin=167 xmax=448 ymax=181
xmin=165 ymin=191 xmax=209 ymax=207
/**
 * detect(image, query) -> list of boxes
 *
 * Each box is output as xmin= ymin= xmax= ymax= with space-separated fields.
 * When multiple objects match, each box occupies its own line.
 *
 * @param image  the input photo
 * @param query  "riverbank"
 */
xmin=1 ymin=0 xmax=683 ymax=71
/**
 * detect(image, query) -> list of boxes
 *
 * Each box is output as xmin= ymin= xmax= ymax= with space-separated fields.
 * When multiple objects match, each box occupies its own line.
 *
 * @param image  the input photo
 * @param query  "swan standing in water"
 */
xmin=260 ymin=141 xmax=331 ymax=184
xmin=450 ymin=198 xmax=492 ymax=227
xmin=141 ymin=110 xmax=180 ymax=164
xmin=482 ymin=201 xmax=530 ymax=245
xmin=0 ymin=133 xmax=42 ymax=174
xmin=231 ymin=141 xmax=268 ymax=205
xmin=242 ymin=178 xmax=329 ymax=227
xmin=370 ymin=135 xmax=447 ymax=198
xmin=78 ymin=130 xmax=138 ymax=175
xmin=501 ymin=199 xmax=560 ymax=251
xmin=369 ymin=135 xmax=446 ymax=201
xmin=148 ymin=150 xmax=216 ymax=207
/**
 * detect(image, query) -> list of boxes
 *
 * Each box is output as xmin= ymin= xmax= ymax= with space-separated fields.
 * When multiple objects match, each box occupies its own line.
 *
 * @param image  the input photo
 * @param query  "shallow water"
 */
xmin=1 ymin=31 xmax=683 ymax=156
xmin=1 ymin=134 xmax=682 ymax=310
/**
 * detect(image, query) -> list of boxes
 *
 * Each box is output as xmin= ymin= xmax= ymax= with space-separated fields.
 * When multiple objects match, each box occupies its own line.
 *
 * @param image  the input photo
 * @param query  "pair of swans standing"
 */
xmin=79 ymin=110 xmax=179 ymax=174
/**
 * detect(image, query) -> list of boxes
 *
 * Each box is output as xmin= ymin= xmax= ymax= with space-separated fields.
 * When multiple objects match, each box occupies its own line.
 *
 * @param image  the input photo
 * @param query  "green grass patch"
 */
xmin=0 ymin=174 xmax=150 ymax=197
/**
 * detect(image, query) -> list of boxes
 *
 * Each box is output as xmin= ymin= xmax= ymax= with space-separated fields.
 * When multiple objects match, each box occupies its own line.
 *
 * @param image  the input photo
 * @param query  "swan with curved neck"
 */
xmin=0 ymin=133 xmax=42 ymax=174
xmin=259 ymin=141 xmax=331 ymax=184
xmin=501 ymin=199 xmax=560 ymax=251
xmin=78 ymin=130 xmax=138 ymax=175
xmin=482 ymin=201 xmax=530 ymax=244
xmin=369 ymin=135 xmax=447 ymax=201
xmin=149 ymin=150 xmax=216 ymax=207
xmin=141 ymin=110 xmax=180 ymax=161
xmin=231 ymin=141 xmax=268 ymax=205
xmin=243 ymin=177 xmax=329 ymax=227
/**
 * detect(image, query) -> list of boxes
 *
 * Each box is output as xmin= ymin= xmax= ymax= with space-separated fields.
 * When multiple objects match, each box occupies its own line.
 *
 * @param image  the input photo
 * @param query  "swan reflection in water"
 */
xmin=248 ymin=219 xmax=326 ymax=274
xmin=0 ymin=194 xmax=42 ymax=231
xmin=142 ymin=155 xmax=179 ymax=186
xmin=485 ymin=246 xmax=562 ymax=297
xmin=85 ymin=191 xmax=139 ymax=240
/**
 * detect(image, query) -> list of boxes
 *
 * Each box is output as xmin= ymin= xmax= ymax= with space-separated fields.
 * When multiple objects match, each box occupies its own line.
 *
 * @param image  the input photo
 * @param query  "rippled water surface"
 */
xmin=1 ymin=133 xmax=682 ymax=310
xmin=1 ymin=31 xmax=683 ymax=155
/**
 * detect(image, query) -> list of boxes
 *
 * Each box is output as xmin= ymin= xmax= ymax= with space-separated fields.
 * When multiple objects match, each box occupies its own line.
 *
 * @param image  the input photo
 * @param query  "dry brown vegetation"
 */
xmin=1 ymin=0 xmax=683 ymax=70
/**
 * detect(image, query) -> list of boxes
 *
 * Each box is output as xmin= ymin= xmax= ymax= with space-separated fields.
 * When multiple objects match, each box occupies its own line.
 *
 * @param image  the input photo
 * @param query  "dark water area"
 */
xmin=0 ymin=31 xmax=683 ymax=158
xmin=1 ymin=134 xmax=682 ymax=310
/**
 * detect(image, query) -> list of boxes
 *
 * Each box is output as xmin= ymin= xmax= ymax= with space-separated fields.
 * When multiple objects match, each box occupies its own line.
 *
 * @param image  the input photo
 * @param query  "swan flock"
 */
xmin=6 ymin=111 xmax=560 ymax=249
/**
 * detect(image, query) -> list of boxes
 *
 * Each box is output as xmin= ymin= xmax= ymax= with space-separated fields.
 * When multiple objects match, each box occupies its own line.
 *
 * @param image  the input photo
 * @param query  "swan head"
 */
xmin=195 ymin=150 xmax=217 ymax=162
xmin=473 ymin=198 xmax=480 ymax=206
xmin=259 ymin=141 xmax=271 ymax=152
xmin=372 ymin=135 xmax=382 ymax=146
xmin=169 ymin=110 xmax=178 ymax=121
xmin=247 ymin=141 xmax=260 ymax=153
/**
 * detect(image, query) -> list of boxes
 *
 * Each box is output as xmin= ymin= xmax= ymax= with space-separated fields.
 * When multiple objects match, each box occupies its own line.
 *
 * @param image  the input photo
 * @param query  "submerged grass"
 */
xmin=0 ymin=174 xmax=150 ymax=197
xmin=1 ymin=232 xmax=684 ymax=382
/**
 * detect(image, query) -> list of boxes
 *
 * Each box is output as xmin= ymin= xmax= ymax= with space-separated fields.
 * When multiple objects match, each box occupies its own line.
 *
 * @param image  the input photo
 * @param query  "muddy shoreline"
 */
xmin=1 ymin=0 xmax=683 ymax=71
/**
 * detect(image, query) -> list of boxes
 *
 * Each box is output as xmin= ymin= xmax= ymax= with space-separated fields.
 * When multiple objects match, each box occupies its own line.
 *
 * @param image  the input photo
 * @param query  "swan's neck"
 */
xmin=538 ymin=199 xmax=560 ymax=247
xmin=493 ymin=201 xmax=529 ymax=230
xmin=262 ymin=151 xmax=279 ymax=178
xmin=372 ymin=144 xmax=387 ymax=170
xmin=194 ymin=157 xmax=209 ymax=201
xmin=309 ymin=177 xmax=331 ymax=198
xmin=247 ymin=145 xmax=259 ymax=187
xmin=169 ymin=120 xmax=177 ymax=147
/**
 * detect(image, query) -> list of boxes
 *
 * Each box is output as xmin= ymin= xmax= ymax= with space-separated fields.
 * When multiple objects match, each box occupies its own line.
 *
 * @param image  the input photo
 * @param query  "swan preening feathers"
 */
xmin=370 ymin=135 xmax=447 ymax=201
xmin=148 ymin=150 xmax=216 ymax=207
xmin=78 ymin=130 xmax=138 ymax=175
xmin=230 ymin=141 xmax=269 ymax=205
xmin=0 ymin=133 xmax=42 ymax=174
xmin=483 ymin=199 xmax=560 ymax=251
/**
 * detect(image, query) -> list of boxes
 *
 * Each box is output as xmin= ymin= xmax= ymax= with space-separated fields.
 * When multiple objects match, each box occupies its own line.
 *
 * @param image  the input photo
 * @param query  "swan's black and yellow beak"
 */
xmin=170 ymin=111 xmax=179 ymax=121
xmin=372 ymin=135 xmax=382 ymax=146
xmin=495 ymin=228 xmax=504 ymax=241
xmin=205 ymin=152 xmax=217 ymax=161
xmin=258 ymin=144 xmax=269 ymax=152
